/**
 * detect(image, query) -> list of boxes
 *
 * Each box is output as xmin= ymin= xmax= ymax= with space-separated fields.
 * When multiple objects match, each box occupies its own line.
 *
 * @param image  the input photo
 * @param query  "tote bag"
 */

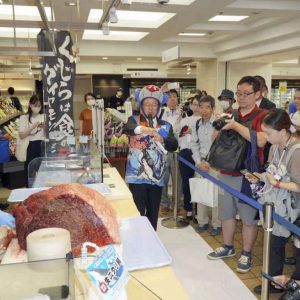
xmin=189 ymin=175 xmax=218 ymax=207
xmin=15 ymin=115 xmax=29 ymax=162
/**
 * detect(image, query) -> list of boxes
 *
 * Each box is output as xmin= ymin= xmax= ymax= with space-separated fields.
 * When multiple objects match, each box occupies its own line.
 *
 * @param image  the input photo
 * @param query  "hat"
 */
xmin=135 ymin=85 xmax=167 ymax=105
xmin=218 ymin=89 xmax=235 ymax=101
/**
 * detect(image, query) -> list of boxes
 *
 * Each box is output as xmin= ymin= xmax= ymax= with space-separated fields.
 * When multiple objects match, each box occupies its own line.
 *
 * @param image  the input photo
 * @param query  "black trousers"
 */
xmin=25 ymin=140 xmax=43 ymax=187
xmin=269 ymin=234 xmax=289 ymax=276
xmin=129 ymin=183 xmax=162 ymax=230
xmin=178 ymin=149 xmax=195 ymax=212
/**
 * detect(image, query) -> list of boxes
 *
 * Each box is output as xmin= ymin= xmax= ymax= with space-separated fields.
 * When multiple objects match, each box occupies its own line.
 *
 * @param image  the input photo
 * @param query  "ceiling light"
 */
xmin=0 ymin=5 xmax=54 ymax=21
xmin=83 ymin=30 xmax=149 ymax=41
xmin=102 ymin=57 xmax=108 ymax=60
xmin=109 ymin=7 xmax=118 ymax=23
xmin=186 ymin=65 xmax=192 ymax=72
xmin=209 ymin=15 xmax=248 ymax=22
xmin=121 ymin=0 xmax=132 ymax=4
xmin=87 ymin=9 xmax=175 ymax=29
xmin=65 ymin=1 xmax=77 ymax=6
xmin=102 ymin=22 xmax=110 ymax=35
xmin=179 ymin=32 xmax=206 ymax=37
xmin=137 ymin=57 xmax=142 ymax=61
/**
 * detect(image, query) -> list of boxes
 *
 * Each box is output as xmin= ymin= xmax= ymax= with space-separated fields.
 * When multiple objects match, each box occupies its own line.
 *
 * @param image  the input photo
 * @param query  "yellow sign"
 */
xmin=279 ymin=81 xmax=287 ymax=93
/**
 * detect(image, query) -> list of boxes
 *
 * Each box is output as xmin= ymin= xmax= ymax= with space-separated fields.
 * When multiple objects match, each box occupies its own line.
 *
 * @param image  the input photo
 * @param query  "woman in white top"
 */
xmin=176 ymin=95 xmax=201 ymax=220
xmin=19 ymin=95 xmax=45 ymax=187
xmin=290 ymin=88 xmax=300 ymax=127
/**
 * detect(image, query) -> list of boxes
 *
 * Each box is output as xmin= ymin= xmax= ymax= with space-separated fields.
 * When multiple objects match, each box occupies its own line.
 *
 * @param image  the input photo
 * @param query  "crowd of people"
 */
xmin=122 ymin=75 xmax=300 ymax=295
xmin=2 ymin=76 xmax=300 ymax=296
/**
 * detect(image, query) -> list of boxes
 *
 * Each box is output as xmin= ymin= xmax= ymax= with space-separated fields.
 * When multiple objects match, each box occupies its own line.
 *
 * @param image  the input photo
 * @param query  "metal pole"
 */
xmin=261 ymin=202 xmax=274 ymax=300
xmin=161 ymin=152 xmax=189 ymax=229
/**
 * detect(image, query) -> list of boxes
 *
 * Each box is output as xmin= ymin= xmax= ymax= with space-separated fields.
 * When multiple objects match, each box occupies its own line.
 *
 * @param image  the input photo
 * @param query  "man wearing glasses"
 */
xmin=207 ymin=76 xmax=267 ymax=273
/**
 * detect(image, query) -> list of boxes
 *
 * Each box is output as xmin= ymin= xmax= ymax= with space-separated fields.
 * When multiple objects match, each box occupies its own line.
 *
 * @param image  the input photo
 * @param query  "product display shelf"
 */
xmin=0 ymin=111 xmax=21 ymax=126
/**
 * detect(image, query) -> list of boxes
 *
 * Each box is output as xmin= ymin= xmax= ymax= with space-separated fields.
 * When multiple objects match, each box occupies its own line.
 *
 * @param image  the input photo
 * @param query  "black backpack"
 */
xmin=206 ymin=109 xmax=262 ymax=172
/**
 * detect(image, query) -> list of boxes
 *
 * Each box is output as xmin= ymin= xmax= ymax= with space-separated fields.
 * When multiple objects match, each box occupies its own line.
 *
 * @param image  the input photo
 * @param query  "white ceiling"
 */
xmin=0 ymin=0 xmax=300 ymax=75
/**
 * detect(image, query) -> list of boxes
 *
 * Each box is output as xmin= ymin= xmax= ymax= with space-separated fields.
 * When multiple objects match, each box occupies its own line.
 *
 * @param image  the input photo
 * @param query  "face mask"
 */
xmin=116 ymin=92 xmax=122 ymax=98
xmin=87 ymin=99 xmax=95 ymax=106
xmin=31 ymin=107 xmax=41 ymax=114
xmin=220 ymin=100 xmax=230 ymax=110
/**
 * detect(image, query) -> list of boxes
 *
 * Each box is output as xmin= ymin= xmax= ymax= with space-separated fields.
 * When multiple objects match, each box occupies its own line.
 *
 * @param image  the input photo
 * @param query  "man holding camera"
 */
xmin=207 ymin=76 xmax=267 ymax=273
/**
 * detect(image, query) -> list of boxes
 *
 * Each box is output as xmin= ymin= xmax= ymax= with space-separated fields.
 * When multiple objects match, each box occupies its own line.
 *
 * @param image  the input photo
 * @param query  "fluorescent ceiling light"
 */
xmin=137 ymin=57 xmax=142 ymax=61
xmin=0 ymin=5 xmax=54 ymax=21
xmin=276 ymin=59 xmax=298 ymax=64
xmin=0 ymin=27 xmax=40 ymax=38
xmin=83 ymin=30 xmax=149 ymax=41
xmin=209 ymin=15 xmax=248 ymax=22
xmin=87 ymin=9 xmax=175 ymax=28
xmin=102 ymin=57 xmax=108 ymax=60
xmin=179 ymin=32 xmax=206 ymax=36
xmin=65 ymin=1 xmax=77 ymax=6
xmin=131 ymin=0 xmax=195 ymax=4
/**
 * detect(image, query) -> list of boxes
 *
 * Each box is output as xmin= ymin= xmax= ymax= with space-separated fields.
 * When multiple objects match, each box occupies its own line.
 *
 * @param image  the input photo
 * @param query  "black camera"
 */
xmin=212 ymin=115 xmax=231 ymax=131
xmin=280 ymin=279 xmax=300 ymax=300
xmin=181 ymin=102 xmax=193 ymax=117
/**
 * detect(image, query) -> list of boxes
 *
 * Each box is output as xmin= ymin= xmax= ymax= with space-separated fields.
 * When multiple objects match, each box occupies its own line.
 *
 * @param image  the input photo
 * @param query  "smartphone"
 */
xmin=167 ymin=82 xmax=180 ymax=90
xmin=240 ymin=169 xmax=260 ymax=180
xmin=261 ymin=272 xmax=286 ymax=289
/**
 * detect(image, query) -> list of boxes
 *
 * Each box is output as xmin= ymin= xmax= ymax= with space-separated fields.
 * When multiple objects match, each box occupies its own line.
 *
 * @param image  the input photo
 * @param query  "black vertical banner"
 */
xmin=37 ymin=30 xmax=75 ymax=154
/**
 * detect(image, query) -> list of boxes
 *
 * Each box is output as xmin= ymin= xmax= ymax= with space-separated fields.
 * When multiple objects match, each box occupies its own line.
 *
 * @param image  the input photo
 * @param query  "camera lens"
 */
xmin=212 ymin=117 xmax=227 ymax=131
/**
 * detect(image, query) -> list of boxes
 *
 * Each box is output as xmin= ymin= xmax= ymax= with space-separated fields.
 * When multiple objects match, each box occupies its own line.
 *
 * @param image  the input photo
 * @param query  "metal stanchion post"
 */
xmin=261 ymin=202 xmax=274 ymax=300
xmin=161 ymin=152 xmax=189 ymax=229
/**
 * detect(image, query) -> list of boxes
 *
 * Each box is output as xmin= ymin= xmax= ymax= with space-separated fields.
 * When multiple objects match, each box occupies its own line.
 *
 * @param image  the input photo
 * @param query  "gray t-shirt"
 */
xmin=268 ymin=140 xmax=300 ymax=201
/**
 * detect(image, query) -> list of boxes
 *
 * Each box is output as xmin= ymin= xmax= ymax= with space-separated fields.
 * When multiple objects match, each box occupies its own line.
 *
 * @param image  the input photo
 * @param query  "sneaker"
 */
xmin=207 ymin=246 xmax=236 ymax=260
xmin=237 ymin=255 xmax=252 ymax=273
xmin=210 ymin=227 xmax=222 ymax=236
xmin=195 ymin=223 xmax=209 ymax=233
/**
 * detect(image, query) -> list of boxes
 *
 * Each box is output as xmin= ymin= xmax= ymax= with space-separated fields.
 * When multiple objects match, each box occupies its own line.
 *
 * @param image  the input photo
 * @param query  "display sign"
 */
xmin=162 ymin=45 xmax=180 ymax=63
xmin=86 ymin=245 xmax=129 ymax=300
xmin=279 ymin=81 xmax=287 ymax=94
xmin=37 ymin=30 xmax=75 ymax=154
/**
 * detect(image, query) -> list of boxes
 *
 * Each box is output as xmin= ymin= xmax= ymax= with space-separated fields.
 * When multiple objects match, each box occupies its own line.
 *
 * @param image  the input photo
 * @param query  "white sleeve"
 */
xmin=18 ymin=115 xmax=28 ymax=133
xmin=190 ymin=120 xmax=201 ymax=164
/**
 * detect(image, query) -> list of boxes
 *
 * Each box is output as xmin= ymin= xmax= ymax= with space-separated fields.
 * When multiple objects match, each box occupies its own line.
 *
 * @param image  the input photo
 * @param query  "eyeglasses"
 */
xmin=294 ymin=96 xmax=300 ymax=101
xmin=235 ymin=91 xmax=255 ymax=98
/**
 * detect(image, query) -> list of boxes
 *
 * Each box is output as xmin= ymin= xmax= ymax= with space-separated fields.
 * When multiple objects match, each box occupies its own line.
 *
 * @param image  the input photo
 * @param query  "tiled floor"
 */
xmin=0 ymin=182 xmax=295 ymax=300
xmin=159 ymin=208 xmax=295 ymax=300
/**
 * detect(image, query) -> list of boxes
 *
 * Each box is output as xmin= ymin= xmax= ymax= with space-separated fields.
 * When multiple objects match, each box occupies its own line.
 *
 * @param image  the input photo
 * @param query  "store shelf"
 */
xmin=0 ymin=112 xmax=21 ymax=126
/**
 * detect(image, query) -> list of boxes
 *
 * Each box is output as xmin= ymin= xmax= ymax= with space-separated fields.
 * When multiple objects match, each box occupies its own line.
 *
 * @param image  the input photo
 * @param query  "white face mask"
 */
xmin=220 ymin=100 xmax=230 ymax=110
xmin=87 ymin=99 xmax=95 ymax=106
xmin=31 ymin=106 xmax=41 ymax=114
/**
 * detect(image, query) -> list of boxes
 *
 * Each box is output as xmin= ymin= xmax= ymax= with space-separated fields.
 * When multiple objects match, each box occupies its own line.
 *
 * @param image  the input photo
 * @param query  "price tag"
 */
xmin=79 ymin=135 xmax=88 ymax=144
xmin=86 ymin=246 xmax=129 ymax=300
xmin=66 ymin=135 xmax=76 ymax=145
